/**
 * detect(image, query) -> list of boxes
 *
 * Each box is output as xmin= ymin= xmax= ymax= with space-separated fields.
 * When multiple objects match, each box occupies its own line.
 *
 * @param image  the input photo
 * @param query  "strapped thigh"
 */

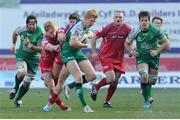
xmin=16 ymin=61 xmax=27 ymax=73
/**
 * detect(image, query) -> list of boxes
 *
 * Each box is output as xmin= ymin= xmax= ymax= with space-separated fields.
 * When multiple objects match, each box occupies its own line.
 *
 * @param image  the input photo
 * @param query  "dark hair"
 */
xmin=26 ymin=15 xmax=37 ymax=24
xmin=138 ymin=11 xmax=150 ymax=21
xmin=69 ymin=12 xmax=80 ymax=20
xmin=152 ymin=16 xmax=163 ymax=23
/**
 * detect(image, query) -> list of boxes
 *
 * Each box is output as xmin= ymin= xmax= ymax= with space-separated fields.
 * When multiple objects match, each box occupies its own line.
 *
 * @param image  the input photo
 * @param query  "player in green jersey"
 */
xmin=9 ymin=15 xmax=43 ymax=107
xmin=152 ymin=16 xmax=169 ymax=46
xmin=125 ymin=11 xmax=170 ymax=108
xmin=48 ymin=9 xmax=98 ymax=113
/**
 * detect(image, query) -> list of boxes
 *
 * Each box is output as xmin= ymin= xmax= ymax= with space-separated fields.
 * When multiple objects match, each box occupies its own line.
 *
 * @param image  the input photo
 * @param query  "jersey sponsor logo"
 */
xmin=20 ymin=35 xmax=24 ymax=39
xmin=137 ymin=36 xmax=143 ymax=42
xmin=27 ymin=33 xmax=32 ymax=37
xmin=67 ymin=56 xmax=74 ymax=60
xmin=112 ymin=35 xmax=126 ymax=39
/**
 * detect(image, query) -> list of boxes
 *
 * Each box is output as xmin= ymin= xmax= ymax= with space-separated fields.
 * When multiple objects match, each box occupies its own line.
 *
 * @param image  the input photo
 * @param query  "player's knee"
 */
xmin=17 ymin=73 xmax=25 ymax=80
xmin=110 ymin=81 xmax=118 ymax=87
xmin=139 ymin=70 xmax=148 ymax=83
xmin=23 ymin=74 xmax=34 ymax=88
xmin=148 ymin=75 xmax=158 ymax=85
xmin=86 ymin=72 xmax=97 ymax=81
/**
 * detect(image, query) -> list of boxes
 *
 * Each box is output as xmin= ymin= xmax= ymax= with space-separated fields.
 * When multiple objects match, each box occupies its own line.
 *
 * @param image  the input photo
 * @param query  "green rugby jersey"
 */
xmin=62 ymin=20 xmax=89 ymax=53
xmin=15 ymin=25 xmax=43 ymax=58
xmin=128 ymin=24 xmax=164 ymax=56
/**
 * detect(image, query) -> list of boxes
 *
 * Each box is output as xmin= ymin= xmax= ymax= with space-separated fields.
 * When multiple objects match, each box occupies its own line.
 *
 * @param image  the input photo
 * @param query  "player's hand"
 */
xmin=129 ymin=48 xmax=138 ymax=57
xmin=87 ymin=31 xmax=93 ymax=39
xmin=53 ymin=45 xmax=61 ymax=52
xmin=10 ymin=44 xmax=16 ymax=54
xmin=57 ymin=32 xmax=66 ymax=42
xmin=150 ymin=50 xmax=158 ymax=57
xmin=24 ymin=38 xmax=30 ymax=47
xmin=24 ymin=38 xmax=34 ymax=49
xmin=91 ymin=52 xmax=98 ymax=59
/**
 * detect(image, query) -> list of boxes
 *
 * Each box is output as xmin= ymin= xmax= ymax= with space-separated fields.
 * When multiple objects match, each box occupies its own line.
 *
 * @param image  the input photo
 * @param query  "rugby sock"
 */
xmin=56 ymin=96 xmax=68 ymax=110
xmin=95 ymin=78 xmax=108 ymax=90
xmin=68 ymin=75 xmax=88 ymax=89
xmin=105 ymin=84 xmax=117 ymax=102
xmin=75 ymin=83 xmax=87 ymax=107
xmin=141 ymin=83 xmax=149 ymax=101
xmin=55 ymin=96 xmax=63 ymax=105
xmin=82 ymin=75 xmax=88 ymax=83
xmin=68 ymin=82 xmax=76 ymax=89
xmin=148 ymin=84 xmax=152 ymax=98
xmin=15 ymin=85 xmax=29 ymax=102
xmin=14 ymin=75 xmax=22 ymax=92
xmin=49 ymin=92 xmax=58 ymax=105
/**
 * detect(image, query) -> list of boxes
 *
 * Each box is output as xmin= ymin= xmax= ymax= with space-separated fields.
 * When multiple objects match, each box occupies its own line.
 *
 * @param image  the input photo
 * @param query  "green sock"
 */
xmin=75 ymin=83 xmax=87 ymax=107
xmin=148 ymin=84 xmax=152 ymax=98
xmin=68 ymin=81 xmax=76 ymax=89
xmin=14 ymin=75 xmax=23 ymax=93
xmin=15 ymin=85 xmax=29 ymax=102
xmin=141 ymin=83 xmax=150 ymax=101
xmin=68 ymin=75 xmax=88 ymax=89
xmin=82 ymin=75 xmax=88 ymax=84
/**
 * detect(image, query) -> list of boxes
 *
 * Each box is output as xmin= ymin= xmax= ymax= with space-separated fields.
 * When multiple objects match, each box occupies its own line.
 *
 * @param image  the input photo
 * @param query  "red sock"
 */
xmin=95 ymin=78 xmax=108 ymax=90
xmin=54 ymin=78 xmax=58 ymax=86
xmin=105 ymin=84 xmax=117 ymax=102
xmin=55 ymin=96 xmax=63 ymax=106
xmin=49 ymin=92 xmax=58 ymax=105
xmin=56 ymin=96 xmax=68 ymax=111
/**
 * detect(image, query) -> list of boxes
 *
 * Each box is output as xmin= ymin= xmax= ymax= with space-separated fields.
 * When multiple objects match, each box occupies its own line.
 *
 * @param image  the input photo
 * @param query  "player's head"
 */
xmin=68 ymin=12 xmax=80 ymax=25
xmin=113 ymin=11 xmax=124 ymax=27
xmin=152 ymin=16 xmax=163 ymax=29
xmin=83 ymin=9 xmax=98 ymax=28
xmin=26 ymin=15 xmax=37 ymax=33
xmin=138 ymin=11 xmax=150 ymax=31
xmin=43 ymin=20 xmax=58 ymax=38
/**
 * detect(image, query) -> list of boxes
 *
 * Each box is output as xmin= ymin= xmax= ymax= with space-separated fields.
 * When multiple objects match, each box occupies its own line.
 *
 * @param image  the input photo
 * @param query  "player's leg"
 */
xmin=103 ymin=71 xmax=121 ymax=108
xmin=78 ymin=59 xmax=97 ymax=82
xmin=78 ymin=60 xmax=97 ymax=112
xmin=14 ymin=72 xmax=34 ymax=107
xmin=67 ymin=60 xmax=94 ymax=112
xmin=41 ymin=71 xmax=70 ymax=112
xmin=137 ymin=63 xmax=151 ymax=108
xmin=66 ymin=59 xmax=97 ymax=89
xmin=91 ymin=68 xmax=115 ymax=101
xmin=55 ymin=65 xmax=70 ymax=99
xmin=53 ymin=55 xmax=64 ymax=86
xmin=9 ymin=61 xmax=27 ymax=100
xmin=14 ymin=59 xmax=38 ymax=108
xmin=41 ymin=72 xmax=55 ymax=112
xmin=148 ymin=67 xmax=158 ymax=104
xmin=64 ymin=57 xmax=97 ymax=101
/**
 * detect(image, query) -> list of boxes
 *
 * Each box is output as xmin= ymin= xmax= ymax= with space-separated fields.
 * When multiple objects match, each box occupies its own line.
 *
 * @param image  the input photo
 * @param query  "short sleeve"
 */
xmin=127 ymin=27 xmax=141 ymax=43
xmin=14 ymin=26 xmax=27 ymax=34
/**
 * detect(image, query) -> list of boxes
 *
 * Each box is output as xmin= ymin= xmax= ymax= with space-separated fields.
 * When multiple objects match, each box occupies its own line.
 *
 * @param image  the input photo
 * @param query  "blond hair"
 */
xmin=43 ymin=20 xmax=58 ymax=32
xmin=84 ymin=9 xmax=98 ymax=19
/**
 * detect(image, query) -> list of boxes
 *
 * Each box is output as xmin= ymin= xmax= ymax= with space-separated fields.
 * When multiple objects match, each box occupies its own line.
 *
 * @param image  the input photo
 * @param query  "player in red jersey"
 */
xmin=90 ymin=11 xmax=132 ymax=108
xmin=39 ymin=20 xmax=71 ymax=112
xmin=42 ymin=13 xmax=80 ymax=112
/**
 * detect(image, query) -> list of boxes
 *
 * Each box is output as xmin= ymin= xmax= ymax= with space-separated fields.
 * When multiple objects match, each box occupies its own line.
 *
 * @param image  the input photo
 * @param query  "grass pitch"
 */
xmin=0 ymin=88 xmax=180 ymax=119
